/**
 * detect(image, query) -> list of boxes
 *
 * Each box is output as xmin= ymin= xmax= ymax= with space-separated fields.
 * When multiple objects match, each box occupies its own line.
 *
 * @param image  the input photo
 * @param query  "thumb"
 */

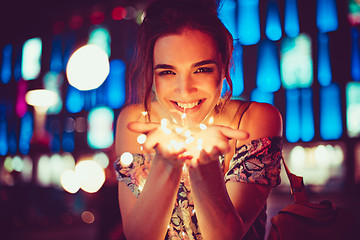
xmin=127 ymin=121 xmax=160 ymax=134
xmin=217 ymin=126 xmax=249 ymax=140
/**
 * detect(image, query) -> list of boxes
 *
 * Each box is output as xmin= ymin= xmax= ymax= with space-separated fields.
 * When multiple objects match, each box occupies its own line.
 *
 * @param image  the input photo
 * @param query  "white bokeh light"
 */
xmin=61 ymin=169 xmax=81 ymax=194
xmin=25 ymin=89 xmax=59 ymax=111
xmin=75 ymin=160 xmax=105 ymax=193
xmin=66 ymin=44 xmax=110 ymax=91
xmin=120 ymin=152 xmax=133 ymax=167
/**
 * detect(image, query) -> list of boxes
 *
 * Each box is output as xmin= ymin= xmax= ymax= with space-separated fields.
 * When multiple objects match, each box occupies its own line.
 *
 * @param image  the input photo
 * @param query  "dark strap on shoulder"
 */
xmin=237 ymin=101 xmax=252 ymax=129
xmin=233 ymin=102 xmax=252 ymax=152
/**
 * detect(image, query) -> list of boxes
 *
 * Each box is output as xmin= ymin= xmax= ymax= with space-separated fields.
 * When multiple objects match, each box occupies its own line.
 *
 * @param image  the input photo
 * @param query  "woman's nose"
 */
xmin=177 ymin=75 xmax=196 ymax=94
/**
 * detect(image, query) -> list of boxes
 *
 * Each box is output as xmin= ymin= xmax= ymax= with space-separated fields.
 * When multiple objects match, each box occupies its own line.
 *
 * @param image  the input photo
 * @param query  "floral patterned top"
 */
xmin=114 ymin=136 xmax=282 ymax=240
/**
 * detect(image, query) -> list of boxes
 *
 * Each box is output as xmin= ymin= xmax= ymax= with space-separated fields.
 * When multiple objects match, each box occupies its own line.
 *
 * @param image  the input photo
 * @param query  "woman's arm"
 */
xmin=188 ymin=102 xmax=283 ymax=240
xmin=115 ymin=106 xmax=184 ymax=240
xmin=118 ymin=156 xmax=182 ymax=240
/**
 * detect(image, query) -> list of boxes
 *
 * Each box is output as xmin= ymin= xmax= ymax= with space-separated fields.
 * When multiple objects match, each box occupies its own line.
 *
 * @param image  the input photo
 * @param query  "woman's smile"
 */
xmin=171 ymin=99 xmax=204 ymax=111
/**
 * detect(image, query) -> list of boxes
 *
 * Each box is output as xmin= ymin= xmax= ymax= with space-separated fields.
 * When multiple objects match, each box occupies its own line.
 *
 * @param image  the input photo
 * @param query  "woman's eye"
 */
xmin=194 ymin=67 xmax=214 ymax=73
xmin=158 ymin=70 xmax=175 ymax=76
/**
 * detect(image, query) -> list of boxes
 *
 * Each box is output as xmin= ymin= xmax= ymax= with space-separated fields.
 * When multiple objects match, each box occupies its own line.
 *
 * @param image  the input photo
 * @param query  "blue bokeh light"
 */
xmin=65 ymin=85 xmax=84 ymax=113
xmin=265 ymin=0 xmax=282 ymax=41
xmin=107 ymin=59 xmax=126 ymax=109
xmin=50 ymin=35 xmax=63 ymax=74
xmin=250 ymin=88 xmax=274 ymax=105
xmin=320 ymin=83 xmax=343 ymax=140
xmin=257 ymin=39 xmax=281 ymax=92
xmin=316 ymin=0 xmax=338 ymax=33
xmin=318 ymin=33 xmax=332 ymax=86
xmin=284 ymin=0 xmax=299 ymax=38
xmin=1 ymin=44 xmax=12 ymax=84
xmin=351 ymin=27 xmax=360 ymax=81
xmin=237 ymin=0 xmax=260 ymax=45
xmin=300 ymin=88 xmax=314 ymax=142
xmin=19 ymin=112 xmax=33 ymax=155
xmin=286 ymin=89 xmax=300 ymax=142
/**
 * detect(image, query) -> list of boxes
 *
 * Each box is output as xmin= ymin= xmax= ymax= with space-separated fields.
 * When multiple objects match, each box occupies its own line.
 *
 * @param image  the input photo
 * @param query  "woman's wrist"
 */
xmin=188 ymin=158 xmax=223 ymax=184
xmin=152 ymin=153 xmax=184 ymax=176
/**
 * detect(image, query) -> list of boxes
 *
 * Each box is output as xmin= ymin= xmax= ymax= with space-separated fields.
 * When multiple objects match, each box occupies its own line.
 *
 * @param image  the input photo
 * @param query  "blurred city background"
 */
xmin=0 ymin=0 xmax=359 ymax=239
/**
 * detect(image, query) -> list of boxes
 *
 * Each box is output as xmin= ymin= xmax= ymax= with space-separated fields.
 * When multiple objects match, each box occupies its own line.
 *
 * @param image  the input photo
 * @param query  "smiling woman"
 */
xmin=153 ymin=29 xmax=224 ymax=125
xmin=114 ymin=0 xmax=283 ymax=239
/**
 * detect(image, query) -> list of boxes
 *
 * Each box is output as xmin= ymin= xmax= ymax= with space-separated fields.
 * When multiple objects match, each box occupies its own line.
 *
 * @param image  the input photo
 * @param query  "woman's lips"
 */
xmin=171 ymin=99 xmax=204 ymax=112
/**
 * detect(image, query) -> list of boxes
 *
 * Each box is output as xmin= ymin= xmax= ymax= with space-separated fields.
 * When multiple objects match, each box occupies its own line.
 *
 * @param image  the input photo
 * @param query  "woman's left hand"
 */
xmin=186 ymin=125 xmax=248 ymax=167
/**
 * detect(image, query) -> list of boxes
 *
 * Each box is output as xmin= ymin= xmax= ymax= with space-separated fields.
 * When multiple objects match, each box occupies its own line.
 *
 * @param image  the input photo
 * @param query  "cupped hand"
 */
xmin=187 ymin=125 xmax=249 ymax=167
xmin=128 ymin=121 xmax=249 ymax=168
xmin=127 ymin=121 xmax=192 ymax=164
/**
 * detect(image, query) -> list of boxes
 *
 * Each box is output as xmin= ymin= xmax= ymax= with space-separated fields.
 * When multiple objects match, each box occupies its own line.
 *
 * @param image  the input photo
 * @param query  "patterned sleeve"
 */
xmin=114 ymin=153 xmax=152 ymax=197
xmin=224 ymin=137 xmax=282 ymax=187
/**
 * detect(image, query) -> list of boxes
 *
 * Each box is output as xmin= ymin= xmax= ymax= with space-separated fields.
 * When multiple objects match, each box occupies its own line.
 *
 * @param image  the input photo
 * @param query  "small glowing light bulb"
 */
xmin=185 ymin=136 xmax=194 ymax=145
xmin=199 ymin=123 xmax=207 ymax=130
xmin=170 ymin=139 xmax=183 ymax=151
xmin=120 ymin=152 xmax=133 ymax=167
xmin=208 ymin=116 xmax=214 ymax=124
xmin=161 ymin=118 xmax=169 ymax=127
xmin=141 ymin=111 xmax=148 ymax=116
xmin=181 ymin=112 xmax=187 ymax=119
xmin=184 ymin=130 xmax=192 ymax=138
xmin=162 ymin=128 xmax=172 ymax=135
xmin=137 ymin=134 xmax=147 ymax=144
xmin=160 ymin=118 xmax=172 ymax=135
xmin=175 ymin=127 xmax=183 ymax=134
xmin=196 ymin=138 xmax=203 ymax=151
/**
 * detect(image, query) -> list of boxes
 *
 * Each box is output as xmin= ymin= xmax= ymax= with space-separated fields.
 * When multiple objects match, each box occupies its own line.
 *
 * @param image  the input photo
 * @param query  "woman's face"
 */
xmin=153 ymin=28 xmax=224 ymax=125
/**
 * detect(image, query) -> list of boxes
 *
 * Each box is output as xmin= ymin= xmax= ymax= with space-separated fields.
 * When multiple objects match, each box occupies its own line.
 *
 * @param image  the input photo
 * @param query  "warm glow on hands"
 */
xmin=128 ymin=115 xmax=249 ymax=168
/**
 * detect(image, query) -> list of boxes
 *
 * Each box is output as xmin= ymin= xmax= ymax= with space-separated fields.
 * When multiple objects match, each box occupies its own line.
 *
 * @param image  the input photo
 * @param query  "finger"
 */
xmin=198 ymin=149 xmax=211 ymax=164
xmin=155 ymin=145 xmax=188 ymax=162
xmin=216 ymin=126 xmax=249 ymax=140
xmin=178 ymin=152 xmax=193 ymax=161
xmin=142 ymin=130 xmax=160 ymax=150
xmin=127 ymin=121 xmax=160 ymax=134
xmin=187 ymin=157 xmax=198 ymax=168
xmin=209 ymin=146 xmax=222 ymax=160
xmin=203 ymin=140 xmax=230 ymax=155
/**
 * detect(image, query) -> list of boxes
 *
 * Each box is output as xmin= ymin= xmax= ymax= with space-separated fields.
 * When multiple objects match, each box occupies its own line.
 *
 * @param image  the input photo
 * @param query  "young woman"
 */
xmin=114 ymin=0 xmax=283 ymax=239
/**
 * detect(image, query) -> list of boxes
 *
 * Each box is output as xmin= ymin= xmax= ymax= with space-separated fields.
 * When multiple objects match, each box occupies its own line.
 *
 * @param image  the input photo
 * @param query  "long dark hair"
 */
xmin=127 ymin=0 xmax=234 ymax=114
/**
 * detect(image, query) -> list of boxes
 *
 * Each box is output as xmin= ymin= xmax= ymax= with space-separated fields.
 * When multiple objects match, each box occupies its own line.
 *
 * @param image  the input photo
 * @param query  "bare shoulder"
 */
xmin=239 ymin=101 xmax=283 ymax=140
xmin=115 ymin=104 xmax=146 ymax=155
xmin=245 ymin=101 xmax=283 ymax=138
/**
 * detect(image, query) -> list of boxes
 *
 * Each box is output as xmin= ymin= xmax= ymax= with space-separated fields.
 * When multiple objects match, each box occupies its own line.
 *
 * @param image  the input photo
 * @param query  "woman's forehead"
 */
xmin=153 ymin=29 xmax=221 ymax=65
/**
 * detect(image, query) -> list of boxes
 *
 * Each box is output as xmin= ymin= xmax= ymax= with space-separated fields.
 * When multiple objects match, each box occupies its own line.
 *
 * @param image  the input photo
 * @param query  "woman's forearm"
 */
xmin=189 ymin=160 xmax=245 ymax=240
xmin=123 ymin=156 xmax=183 ymax=240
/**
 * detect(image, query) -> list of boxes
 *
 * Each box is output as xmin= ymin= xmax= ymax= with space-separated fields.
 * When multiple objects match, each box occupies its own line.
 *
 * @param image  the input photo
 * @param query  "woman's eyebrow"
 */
xmin=154 ymin=64 xmax=174 ymax=70
xmin=154 ymin=60 xmax=218 ymax=70
xmin=192 ymin=59 xmax=218 ymax=68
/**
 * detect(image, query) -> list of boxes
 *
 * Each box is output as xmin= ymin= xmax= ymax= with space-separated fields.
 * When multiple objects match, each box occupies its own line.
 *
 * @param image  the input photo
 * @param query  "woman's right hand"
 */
xmin=127 ymin=121 xmax=192 ymax=166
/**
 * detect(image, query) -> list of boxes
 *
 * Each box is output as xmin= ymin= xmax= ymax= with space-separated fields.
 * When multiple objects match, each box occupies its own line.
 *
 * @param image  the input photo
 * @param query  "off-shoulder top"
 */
xmin=114 ymin=136 xmax=282 ymax=240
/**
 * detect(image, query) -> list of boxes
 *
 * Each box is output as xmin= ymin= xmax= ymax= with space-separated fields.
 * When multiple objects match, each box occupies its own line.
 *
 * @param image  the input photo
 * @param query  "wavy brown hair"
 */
xmin=127 ymin=0 xmax=234 ymax=115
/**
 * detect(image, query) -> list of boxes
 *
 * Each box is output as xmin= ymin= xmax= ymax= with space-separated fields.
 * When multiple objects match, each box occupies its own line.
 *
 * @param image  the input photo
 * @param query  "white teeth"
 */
xmin=176 ymin=101 xmax=200 ymax=109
